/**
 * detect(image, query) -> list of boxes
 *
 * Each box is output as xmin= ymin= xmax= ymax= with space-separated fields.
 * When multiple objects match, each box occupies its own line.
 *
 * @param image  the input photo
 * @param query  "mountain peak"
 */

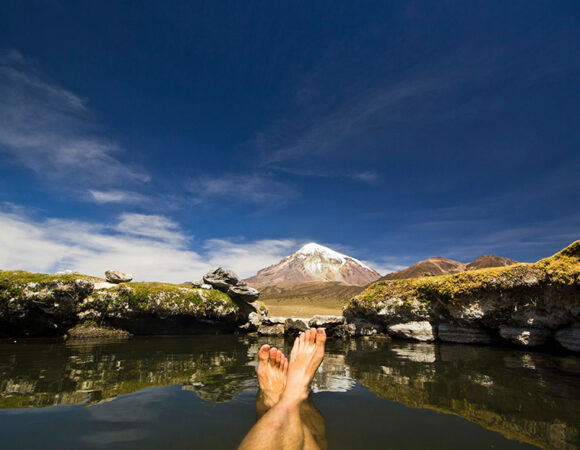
xmin=245 ymin=243 xmax=381 ymax=287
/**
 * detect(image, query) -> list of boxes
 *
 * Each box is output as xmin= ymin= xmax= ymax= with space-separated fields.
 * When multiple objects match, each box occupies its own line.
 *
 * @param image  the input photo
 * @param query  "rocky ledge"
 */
xmin=344 ymin=241 xmax=580 ymax=352
xmin=0 ymin=267 xmax=266 ymax=338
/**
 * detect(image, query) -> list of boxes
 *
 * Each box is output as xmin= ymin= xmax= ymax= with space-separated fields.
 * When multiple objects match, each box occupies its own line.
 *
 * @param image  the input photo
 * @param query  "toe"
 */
xmin=283 ymin=358 xmax=289 ymax=372
xmin=258 ymin=344 xmax=271 ymax=361
xmin=315 ymin=328 xmax=327 ymax=344
xmin=291 ymin=337 xmax=300 ymax=358
xmin=308 ymin=328 xmax=316 ymax=344
xmin=269 ymin=347 xmax=278 ymax=363
xmin=275 ymin=350 xmax=283 ymax=366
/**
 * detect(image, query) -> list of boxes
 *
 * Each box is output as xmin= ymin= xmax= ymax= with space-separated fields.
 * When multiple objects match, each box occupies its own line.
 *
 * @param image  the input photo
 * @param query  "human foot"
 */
xmin=257 ymin=344 xmax=288 ymax=408
xmin=281 ymin=328 xmax=327 ymax=404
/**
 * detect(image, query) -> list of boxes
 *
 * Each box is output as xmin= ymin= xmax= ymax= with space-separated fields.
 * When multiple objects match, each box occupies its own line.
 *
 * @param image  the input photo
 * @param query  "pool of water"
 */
xmin=0 ymin=335 xmax=579 ymax=449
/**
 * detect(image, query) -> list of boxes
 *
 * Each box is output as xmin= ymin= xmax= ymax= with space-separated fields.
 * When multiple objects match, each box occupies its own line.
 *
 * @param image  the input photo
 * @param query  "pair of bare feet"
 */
xmin=257 ymin=328 xmax=327 ymax=409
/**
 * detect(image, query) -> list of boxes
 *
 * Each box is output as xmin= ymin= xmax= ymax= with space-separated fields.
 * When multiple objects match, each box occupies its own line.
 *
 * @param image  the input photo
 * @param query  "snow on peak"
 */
xmin=296 ymin=243 xmax=347 ymax=263
xmin=294 ymin=242 xmax=376 ymax=273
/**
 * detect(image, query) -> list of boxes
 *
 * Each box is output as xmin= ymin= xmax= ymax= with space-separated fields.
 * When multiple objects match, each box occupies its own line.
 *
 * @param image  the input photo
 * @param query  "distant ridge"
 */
xmin=245 ymin=242 xmax=381 ymax=287
xmin=381 ymin=254 xmax=518 ymax=281
xmin=466 ymin=255 xmax=518 ymax=271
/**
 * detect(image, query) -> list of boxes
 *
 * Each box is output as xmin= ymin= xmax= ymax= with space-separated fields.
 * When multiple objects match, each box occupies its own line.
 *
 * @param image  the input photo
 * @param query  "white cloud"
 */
xmin=114 ymin=213 xmax=186 ymax=245
xmin=89 ymin=190 xmax=148 ymax=204
xmin=0 ymin=50 xmax=149 ymax=187
xmin=0 ymin=209 xmax=300 ymax=283
xmin=204 ymin=238 xmax=298 ymax=277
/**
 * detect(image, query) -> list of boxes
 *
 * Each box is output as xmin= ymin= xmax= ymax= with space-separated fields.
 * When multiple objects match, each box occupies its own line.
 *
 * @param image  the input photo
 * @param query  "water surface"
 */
xmin=0 ymin=336 xmax=578 ymax=449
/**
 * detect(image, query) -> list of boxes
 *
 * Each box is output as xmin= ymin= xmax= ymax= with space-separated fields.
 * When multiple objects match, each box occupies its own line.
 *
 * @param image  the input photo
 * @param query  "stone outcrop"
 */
xmin=437 ymin=324 xmax=495 ymax=344
xmin=0 ymin=269 xmax=260 ymax=338
xmin=344 ymin=241 xmax=580 ymax=352
xmin=387 ymin=321 xmax=436 ymax=342
xmin=203 ymin=268 xmax=260 ymax=302
xmin=284 ymin=318 xmax=309 ymax=335
xmin=258 ymin=323 xmax=285 ymax=336
xmin=104 ymin=270 xmax=133 ymax=283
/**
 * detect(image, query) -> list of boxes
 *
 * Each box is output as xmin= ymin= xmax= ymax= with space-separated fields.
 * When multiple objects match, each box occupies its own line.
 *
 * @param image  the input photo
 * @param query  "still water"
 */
xmin=0 ymin=335 xmax=578 ymax=449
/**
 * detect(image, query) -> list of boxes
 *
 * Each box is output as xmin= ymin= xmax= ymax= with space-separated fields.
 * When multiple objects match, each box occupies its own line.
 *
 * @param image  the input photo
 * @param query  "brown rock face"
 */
xmin=466 ymin=255 xmax=518 ymax=270
xmin=381 ymin=257 xmax=466 ymax=280
xmin=382 ymin=255 xmax=517 ymax=281
xmin=245 ymin=243 xmax=381 ymax=287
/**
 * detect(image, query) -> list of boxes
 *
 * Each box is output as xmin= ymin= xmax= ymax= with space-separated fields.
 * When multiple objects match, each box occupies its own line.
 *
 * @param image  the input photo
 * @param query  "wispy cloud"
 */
xmin=114 ymin=213 xmax=186 ymax=245
xmin=352 ymin=171 xmax=379 ymax=185
xmin=0 ymin=50 xmax=149 ymax=187
xmin=0 ymin=208 xmax=302 ymax=282
xmin=258 ymin=78 xmax=445 ymax=166
xmin=187 ymin=173 xmax=297 ymax=206
xmin=89 ymin=190 xmax=148 ymax=204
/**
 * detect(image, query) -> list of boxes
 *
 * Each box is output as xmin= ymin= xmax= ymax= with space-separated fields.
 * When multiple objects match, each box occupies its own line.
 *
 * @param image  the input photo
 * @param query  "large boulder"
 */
xmin=349 ymin=318 xmax=384 ymax=336
xmin=387 ymin=321 xmax=436 ymax=342
xmin=285 ymin=318 xmax=309 ymax=335
xmin=105 ymin=270 xmax=133 ymax=283
xmin=203 ymin=268 xmax=260 ymax=302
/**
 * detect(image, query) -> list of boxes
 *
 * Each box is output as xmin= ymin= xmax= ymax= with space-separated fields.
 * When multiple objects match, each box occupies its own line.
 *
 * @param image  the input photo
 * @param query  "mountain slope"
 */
xmin=466 ymin=255 xmax=518 ymax=271
xmin=382 ymin=255 xmax=518 ymax=281
xmin=258 ymin=281 xmax=365 ymax=316
xmin=245 ymin=243 xmax=381 ymax=287
xmin=382 ymin=257 xmax=466 ymax=280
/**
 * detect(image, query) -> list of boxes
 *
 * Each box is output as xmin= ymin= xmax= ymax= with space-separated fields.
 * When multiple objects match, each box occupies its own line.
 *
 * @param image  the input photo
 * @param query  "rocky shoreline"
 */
xmin=1 ymin=241 xmax=578 ymax=353
xmin=0 ymin=267 xmax=266 ymax=338
xmin=343 ymin=241 xmax=580 ymax=352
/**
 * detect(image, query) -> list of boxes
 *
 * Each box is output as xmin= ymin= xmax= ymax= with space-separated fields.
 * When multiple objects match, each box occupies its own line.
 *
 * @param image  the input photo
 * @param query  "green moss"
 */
xmin=123 ymin=282 xmax=236 ymax=310
xmin=347 ymin=240 xmax=580 ymax=310
xmin=0 ymin=270 xmax=103 ymax=284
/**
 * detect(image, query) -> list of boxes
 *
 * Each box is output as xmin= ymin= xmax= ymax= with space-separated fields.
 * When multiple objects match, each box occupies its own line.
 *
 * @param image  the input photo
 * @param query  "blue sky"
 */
xmin=0 ymin=1 xmax=579 ymax=282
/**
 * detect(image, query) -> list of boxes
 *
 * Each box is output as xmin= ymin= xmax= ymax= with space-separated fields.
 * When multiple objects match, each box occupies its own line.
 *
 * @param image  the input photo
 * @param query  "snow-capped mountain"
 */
xmin=245 ymin=243 xmax=381 ymax=287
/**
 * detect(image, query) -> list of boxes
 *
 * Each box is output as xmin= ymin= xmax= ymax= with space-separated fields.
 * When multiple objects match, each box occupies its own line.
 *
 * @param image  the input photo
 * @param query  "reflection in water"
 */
xmin=0 ymin=336 xmax=579 ymax=449
xmin=346 ymin=340 xmax=580 ymax=450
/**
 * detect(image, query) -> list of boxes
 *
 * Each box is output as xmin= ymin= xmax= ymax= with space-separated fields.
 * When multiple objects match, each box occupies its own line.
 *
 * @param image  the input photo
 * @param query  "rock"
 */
xmin=227 ymin=284 xmax=260 ymax=302
xmin=387 ymin=321 xmax=436 ymax=342
xmin=187 ymin=280 xmax=212 ymax=289
xmin=308 ymin=315 xmax=346 ymax=328
xmin=349 ymin=318 xmax=384 ymax=336
xmin=498 ymin=326 xmax=551 ymax=347
xmin=285 ymin=318 xmax=309 ymax=335
xmin=258 ymin=323 xmax=285 ymax=336
xmin=203 ymin=268 xmax=240 ymax=290
xmin=66 ymin=322 xmax=132 ymax=340
xmin=331 ymin=323 xmax=356 ymax=338
xmin=555 ymin=323 xmax=580 ymax=352
xmin=105 ymin=270 xmax=133 ymax=284
xmin=203 ymin=268 xmax=260 ymax=302
xmin=438 ymin=323 xmax=495 ymax=344
xmin=262 ymin=316 xmax=285 ymax=325
xmin=248 ymin=312 xmax=261 ymax=327
xmin=93 ymin=282 xmax=117 ymax=290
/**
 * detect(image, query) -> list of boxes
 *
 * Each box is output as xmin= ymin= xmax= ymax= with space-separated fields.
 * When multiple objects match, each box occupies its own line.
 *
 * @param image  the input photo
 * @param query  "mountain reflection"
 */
xmin=0 ymin=336 xmax=578 ymax=449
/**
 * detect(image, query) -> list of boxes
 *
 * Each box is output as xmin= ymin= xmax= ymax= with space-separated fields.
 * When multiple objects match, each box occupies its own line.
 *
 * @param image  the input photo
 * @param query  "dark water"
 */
xmin=0 ymin=336 xmax=579 ymax=450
